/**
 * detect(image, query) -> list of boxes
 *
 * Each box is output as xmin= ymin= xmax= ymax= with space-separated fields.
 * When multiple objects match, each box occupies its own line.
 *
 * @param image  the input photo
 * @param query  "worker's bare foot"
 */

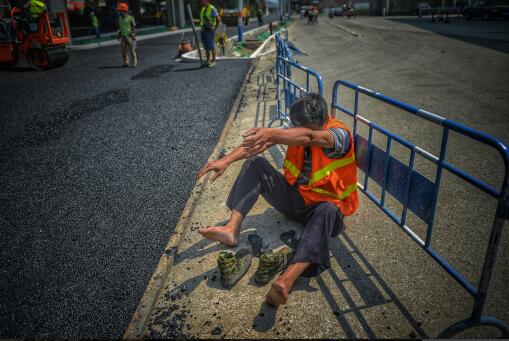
xmin=198 ymin=225 xmax=239 ymax=247
xmin=265 ymin=279 xmax=289 ymax=306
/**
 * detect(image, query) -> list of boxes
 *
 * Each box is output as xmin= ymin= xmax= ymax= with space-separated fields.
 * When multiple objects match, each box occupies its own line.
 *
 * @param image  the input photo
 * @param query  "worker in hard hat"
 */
xmin=117 ymin=2 xmax=137 ymax=68
xmin=23 ymin=0 xmax=47 ymax=32
xmin=197 ymin=0 xmax=220 ymax=67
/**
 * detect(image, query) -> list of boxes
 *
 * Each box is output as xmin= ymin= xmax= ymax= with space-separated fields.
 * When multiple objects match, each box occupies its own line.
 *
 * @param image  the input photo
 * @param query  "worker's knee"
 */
xmin=241 ymin=156 xmax=270 ymax=176
xmin=243 ymin=155 xmax=265 ymax=168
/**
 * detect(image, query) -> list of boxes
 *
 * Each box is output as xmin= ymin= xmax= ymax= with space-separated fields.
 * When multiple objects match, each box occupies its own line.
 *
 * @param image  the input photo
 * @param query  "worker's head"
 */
xmin=202 ymin=0 xmax=210 ymax=6
xmin=289 ymin=93 xmax=328 ymax=130
xmin=117 ymin=2 xmax=128 ymax=14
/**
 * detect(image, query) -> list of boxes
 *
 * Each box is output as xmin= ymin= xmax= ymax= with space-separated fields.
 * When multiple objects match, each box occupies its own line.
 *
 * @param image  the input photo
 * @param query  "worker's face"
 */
xmin=119 ymin=10 xmax=127 ymax=15
xmin=202 ymin=0 xmax=209 ymax=5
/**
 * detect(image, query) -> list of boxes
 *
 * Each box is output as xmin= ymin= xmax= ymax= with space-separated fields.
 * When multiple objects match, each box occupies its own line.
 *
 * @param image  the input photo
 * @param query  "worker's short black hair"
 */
xmin=289 ymin=93 xmax=328 ymax=127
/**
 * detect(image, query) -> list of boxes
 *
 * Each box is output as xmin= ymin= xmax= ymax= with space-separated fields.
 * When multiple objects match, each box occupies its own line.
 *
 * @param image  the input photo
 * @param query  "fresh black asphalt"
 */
xmin=0 ymin=22 xmax=262 ymax=337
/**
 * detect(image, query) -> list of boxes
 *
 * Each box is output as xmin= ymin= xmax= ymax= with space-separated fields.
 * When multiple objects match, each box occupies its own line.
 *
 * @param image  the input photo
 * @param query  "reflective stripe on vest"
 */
xmin=283 ymin=159 xmax=300 ymax=179
xmin=310 ymin=183 xmax=357 ymax=201
xmin=282 ymin=117 xmax=359 ymax=216
xmin=119 ymin=15 xmax=133 ymax=36
xmin=200 ymin=5 xmax=216 ymax=28
xmin=308 ymin=154 xmax=356 ymax=186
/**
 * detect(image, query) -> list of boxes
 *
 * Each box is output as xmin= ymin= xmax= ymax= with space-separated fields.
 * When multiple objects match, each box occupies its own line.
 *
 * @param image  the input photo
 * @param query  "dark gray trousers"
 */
xmin=226 ymin=156 xmax=344 ymax=277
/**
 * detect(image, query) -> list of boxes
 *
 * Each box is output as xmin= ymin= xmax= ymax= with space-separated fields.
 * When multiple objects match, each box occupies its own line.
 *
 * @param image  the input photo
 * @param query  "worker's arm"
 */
xmin=196 ymin=141 xmax=274 ymax=181
xmin=241 ymin=127 xmax=335 ymax=149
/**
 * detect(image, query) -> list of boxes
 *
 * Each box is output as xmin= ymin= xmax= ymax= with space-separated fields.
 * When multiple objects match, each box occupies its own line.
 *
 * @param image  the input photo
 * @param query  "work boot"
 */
xmin=217 ymin=249 xmax=252 ymax=289
xmin=254 ymin=247 xmax=293 ymax=285
xmin=208 ymin=61 xmax=216 ymax=68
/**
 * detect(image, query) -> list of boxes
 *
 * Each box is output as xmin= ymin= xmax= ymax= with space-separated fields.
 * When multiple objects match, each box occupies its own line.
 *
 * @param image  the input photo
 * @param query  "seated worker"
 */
xmin=197 ymin=93 xmax=358 ymax=306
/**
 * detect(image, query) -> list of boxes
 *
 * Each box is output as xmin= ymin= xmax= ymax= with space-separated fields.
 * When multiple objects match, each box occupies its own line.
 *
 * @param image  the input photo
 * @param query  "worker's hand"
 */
xmin=197 ymin=158 xmax=229 ymax=182
xmin=241 ymin=127 xmax=273 ymax=149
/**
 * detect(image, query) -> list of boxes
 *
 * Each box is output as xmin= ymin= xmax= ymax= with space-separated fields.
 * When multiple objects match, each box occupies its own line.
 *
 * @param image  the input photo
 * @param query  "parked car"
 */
xmin=462 ymin=0 xmax=509 ymax=20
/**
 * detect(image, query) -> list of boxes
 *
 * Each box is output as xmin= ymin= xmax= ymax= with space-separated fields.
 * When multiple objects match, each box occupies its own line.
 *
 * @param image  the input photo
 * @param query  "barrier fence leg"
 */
xmin=439 ymin=197 xmax=509 ymax=338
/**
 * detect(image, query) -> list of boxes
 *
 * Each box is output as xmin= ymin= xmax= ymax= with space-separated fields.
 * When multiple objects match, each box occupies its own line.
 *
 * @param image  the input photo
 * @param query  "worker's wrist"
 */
xmin=267 ymin=128 xmax=277 ymax=144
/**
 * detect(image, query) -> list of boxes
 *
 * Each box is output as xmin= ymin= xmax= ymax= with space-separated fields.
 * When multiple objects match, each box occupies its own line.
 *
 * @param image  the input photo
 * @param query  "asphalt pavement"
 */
xmin=0 ymin=23 xmax=257 ymax=337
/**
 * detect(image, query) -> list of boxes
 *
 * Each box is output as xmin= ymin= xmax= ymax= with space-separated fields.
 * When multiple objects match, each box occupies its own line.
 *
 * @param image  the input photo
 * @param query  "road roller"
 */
xmin=0 ymin=0 xmax=70 ymax=70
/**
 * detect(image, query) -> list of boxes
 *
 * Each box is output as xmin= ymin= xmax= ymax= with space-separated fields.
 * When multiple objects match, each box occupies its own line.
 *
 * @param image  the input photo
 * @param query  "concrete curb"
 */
xmin=326 ymin=20 xmax=359 ymax=37
xmin=68 ymin=28 xmax=194 ymax=50
xmin=122 ymin=59 xmax=257 ymax=339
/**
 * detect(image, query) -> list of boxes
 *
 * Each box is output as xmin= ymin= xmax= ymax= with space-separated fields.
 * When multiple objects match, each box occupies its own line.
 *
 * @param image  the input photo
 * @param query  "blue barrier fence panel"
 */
xmin=332 ymin=79 xmax=509 ymax=337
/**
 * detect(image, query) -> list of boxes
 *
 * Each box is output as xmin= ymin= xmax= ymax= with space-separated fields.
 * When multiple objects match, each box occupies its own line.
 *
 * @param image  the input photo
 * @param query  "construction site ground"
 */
xmin=125 ymin=17 xmax=509 ymax=339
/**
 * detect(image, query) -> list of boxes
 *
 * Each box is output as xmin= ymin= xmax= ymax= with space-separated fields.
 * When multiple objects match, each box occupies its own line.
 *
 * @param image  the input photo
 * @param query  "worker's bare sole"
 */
xmin=198 ymin=225 xmax=239 ymax=247
xmin=265 ymin=280 xmax=289 ymax=306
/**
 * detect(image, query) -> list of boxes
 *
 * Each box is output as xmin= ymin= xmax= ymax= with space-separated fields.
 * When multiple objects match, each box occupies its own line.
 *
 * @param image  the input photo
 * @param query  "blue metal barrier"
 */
xmin=273 ymin=31 xmax=323 ymax=128
xmin=332 ymin=79 xmax=509 ymax=338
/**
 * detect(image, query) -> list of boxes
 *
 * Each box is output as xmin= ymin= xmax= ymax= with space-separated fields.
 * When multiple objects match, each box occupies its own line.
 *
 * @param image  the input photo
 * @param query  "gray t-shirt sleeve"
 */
xmin=323 ymin=127 xmax=351 ymax=159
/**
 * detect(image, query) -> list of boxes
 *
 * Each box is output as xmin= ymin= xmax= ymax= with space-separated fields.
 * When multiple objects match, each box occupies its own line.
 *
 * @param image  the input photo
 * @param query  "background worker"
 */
xmin=256 ymin=7 xmax=263 ymax=27
xmin=23 ymin=0 xmax=46 ymax=32
xmin=242 ymin=5 xmax=249 ymax=26
xmin=89 ymin=11 xmax=101 ymax=40
xmin=117 ymin=2 xmax=137 ymax=68
xmin=196 ymin=93 xmax=358 ymax=306
xmin=197 ymin=0 xmax=220 ymax=67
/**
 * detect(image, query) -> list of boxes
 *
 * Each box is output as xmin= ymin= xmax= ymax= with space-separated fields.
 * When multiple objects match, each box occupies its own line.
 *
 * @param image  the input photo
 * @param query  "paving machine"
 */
xmin=0 ymin=0 xmax=70 ymax=70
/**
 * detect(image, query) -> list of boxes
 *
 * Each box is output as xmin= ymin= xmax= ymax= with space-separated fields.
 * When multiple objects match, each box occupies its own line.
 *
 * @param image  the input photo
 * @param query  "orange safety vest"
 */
xmin=283 ymin=117 xmax=358 ymax=216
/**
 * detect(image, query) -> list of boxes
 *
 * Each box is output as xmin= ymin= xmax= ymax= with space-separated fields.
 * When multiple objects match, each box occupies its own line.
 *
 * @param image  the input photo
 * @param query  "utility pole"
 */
xmin=238 ymin=0 xmax=243 ymax=43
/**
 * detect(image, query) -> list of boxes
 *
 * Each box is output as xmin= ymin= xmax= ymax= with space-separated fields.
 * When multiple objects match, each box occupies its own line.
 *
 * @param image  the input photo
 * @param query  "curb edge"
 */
xmin=122 ymin=58 xmax=257 ymax=339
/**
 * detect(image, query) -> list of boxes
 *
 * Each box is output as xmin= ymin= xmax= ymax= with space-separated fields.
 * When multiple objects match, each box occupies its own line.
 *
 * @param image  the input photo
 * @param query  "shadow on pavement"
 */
xmin=252 ymin=302 xmax=278 ymax=332
xmin=97 ymin=65 xmax=128 ymax=69
xmin=172 ymin=65 xmax=206 ymax=72
xmin=388 ymin=17 xmax=509 ymax=54
xmin=0 ymin=66 xmax=35 ymax=72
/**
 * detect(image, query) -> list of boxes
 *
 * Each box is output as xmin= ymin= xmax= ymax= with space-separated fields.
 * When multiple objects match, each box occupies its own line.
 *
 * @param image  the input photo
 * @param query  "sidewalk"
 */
xmin=123 ymin=20 xmax=508 ymax=338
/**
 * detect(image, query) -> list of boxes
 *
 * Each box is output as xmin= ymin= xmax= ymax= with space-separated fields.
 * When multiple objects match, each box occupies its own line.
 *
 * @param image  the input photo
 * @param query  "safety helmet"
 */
xmin=117 ymin=3 xmax=128 ymax=11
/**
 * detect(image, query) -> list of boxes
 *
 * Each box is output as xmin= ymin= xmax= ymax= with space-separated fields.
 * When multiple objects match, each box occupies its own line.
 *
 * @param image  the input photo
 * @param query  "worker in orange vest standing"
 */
xmin=196 ymin=93 xmax=358 ymax=304
xmin=117 ymin=2 xmax=137 ymax=68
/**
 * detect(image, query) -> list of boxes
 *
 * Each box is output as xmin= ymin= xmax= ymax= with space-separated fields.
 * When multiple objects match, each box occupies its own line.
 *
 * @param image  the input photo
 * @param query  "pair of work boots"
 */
xmin=217 ymin=246 xmax=293 ymax=289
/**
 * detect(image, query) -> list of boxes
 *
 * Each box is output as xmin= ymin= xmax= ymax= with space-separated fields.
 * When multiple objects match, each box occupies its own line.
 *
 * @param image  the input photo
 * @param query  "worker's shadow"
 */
xmin=97 ymin=65 xmax=129 ymax=69
xmin=172 ymin=64 xmax=206 ymax=72
xmin=0 ymin=66 xmax=34 ymax=72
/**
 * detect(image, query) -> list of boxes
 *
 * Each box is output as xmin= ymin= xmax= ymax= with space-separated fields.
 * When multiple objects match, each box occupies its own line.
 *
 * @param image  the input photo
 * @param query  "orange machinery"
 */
xmin=0 ymin=1 xmax=70 ymax=70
